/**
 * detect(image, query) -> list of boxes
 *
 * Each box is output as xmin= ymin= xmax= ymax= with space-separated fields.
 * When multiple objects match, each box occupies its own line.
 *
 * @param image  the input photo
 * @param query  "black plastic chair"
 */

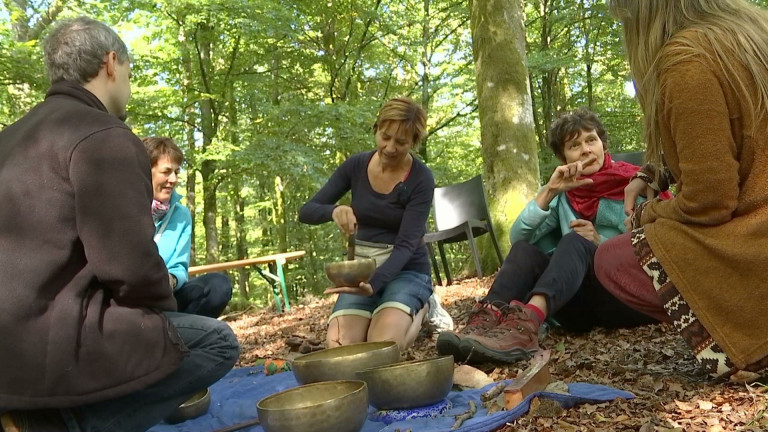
xmin=611 ymin=151 xmax=644 ymax=166
xmin=424 ymin=175 xmax=503 ymax=286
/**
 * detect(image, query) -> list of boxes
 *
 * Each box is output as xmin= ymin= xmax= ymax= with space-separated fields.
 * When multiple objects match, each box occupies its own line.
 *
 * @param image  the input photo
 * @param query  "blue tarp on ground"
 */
xmin=148 ymin=367 xmax=634 ymax=432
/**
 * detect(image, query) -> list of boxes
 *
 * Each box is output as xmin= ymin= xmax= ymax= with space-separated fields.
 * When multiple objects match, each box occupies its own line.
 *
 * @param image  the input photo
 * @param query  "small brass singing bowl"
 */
xmin=257 ymin=380 xmax=369 ymax=432
xmin=325 ymin=258 xmax=376 ymax=287
xmin=357 ymin=355 xmax=455 ymax=410
xmin=164 ymin=387 xmax=211 ymax=424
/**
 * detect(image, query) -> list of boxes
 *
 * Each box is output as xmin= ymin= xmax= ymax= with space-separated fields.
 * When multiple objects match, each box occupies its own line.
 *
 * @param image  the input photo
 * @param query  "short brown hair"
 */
xmin=372 ymin=97 xmax=428 ymax=149
xmin=548 ymin=108 xmax=608 ymax=161
xmin=142 ymin=137 xmax=183 ymax=167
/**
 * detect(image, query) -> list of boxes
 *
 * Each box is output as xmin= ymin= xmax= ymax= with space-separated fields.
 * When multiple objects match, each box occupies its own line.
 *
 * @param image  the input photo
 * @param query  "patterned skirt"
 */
xmin=632 ymin=227 xmax=768 ymax=380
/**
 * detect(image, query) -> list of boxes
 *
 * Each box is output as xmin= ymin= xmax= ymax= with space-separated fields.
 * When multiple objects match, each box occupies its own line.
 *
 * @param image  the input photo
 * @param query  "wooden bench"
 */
xmin=189 ymin=250 xmax=305 ymax=313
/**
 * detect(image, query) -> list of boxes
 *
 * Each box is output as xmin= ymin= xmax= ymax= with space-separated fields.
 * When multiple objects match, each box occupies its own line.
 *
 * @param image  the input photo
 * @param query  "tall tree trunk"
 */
xmin=197 ymin=22 xmax=220 ymax=264
xmin=470 ymin=0 xmax=540 ymax=269
xmin=271 ymin=49 xmax=287 ymax=254
xmin=220 ymin=213 xmax=231 ymax=258
xmin=181 ymin=26 xmax=198 ymax=265
xmin=273 ymin=176 xmax=288 ymax=253
xmin=537 ymin=0 xmax=559 ymax=146
xmin=580 ymin=0 xmax=595 ymax=110
xmin=419 ymin=0 xmax=431 ymax=162
xmin=234 ymin=184 xmax=249 ymax=299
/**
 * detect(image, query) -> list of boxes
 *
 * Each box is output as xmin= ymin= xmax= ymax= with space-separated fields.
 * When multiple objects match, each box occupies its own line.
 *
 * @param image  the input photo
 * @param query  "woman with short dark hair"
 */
xmin=142 ymin=137 xmax=232 ymax=318
xmin=438 ymin=108 xmax=665 ymax=364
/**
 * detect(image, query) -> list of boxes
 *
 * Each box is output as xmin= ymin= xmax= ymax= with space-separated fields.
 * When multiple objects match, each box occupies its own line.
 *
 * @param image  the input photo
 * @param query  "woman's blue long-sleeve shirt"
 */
xmin=299 ymin=151 xmax=434 ymax=293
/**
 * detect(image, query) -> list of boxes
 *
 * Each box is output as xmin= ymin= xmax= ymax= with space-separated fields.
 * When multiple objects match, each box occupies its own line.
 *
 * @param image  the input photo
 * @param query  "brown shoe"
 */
xmin=1 ymin=410 xmax=67 ymax=432
xmin=437 ymin=301 xmax=503 ymax=362
xmin=460 ymin=300 xmax=541 ymax=363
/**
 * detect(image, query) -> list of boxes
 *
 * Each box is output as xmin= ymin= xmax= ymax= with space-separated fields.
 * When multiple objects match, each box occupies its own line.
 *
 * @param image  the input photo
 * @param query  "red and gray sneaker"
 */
xmin=460 ymin=300 xmax=541 ymax=364
xmin=437 ymin=301 xmax=503 ymax=362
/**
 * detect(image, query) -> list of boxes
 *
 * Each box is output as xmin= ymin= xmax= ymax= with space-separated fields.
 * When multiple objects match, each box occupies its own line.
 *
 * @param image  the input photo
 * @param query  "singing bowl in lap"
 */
xmin=164 ymin=388 xmax=211 ymax=424
xmin=291 ymin=341 xmax=400 ymax=385
xmin=325 ymin=259 xmax=376 ymax=287
xmin=356 ymin=355 xmax=454 ymax=410
xmin=257 ymin=380 xmax=368 ymax=432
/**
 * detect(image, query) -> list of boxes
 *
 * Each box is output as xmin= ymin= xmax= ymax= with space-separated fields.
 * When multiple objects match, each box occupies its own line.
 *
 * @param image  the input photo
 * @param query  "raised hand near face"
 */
xmin=547 ymin=155 xmax=599 ymax=194
xmin=536 ymin=155 xmax=599 ymax=210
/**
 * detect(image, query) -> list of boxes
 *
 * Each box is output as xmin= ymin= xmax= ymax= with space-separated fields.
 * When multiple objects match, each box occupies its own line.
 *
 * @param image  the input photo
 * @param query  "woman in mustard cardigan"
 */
xmin=597 ymin=0 xmax=768 ymax=381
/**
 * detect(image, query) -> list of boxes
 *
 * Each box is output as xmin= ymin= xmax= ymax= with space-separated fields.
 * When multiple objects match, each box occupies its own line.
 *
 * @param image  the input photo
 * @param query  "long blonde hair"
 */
xmin=608 ymin=0 xmax=768 ymax=169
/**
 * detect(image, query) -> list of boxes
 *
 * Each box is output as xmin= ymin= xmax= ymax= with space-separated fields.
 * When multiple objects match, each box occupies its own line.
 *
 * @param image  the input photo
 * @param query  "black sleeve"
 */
xmin=298 ymin=156 xmax=355 ymax=224
xmin=70 ymin=127 xmax=176 ymax=311
xmin=369 ymin=166 xmax=434 ymax=292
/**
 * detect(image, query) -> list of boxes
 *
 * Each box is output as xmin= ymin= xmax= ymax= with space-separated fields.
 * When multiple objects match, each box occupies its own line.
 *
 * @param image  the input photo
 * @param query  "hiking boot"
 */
xmin=460 ymin=300 xmax=541 ymax=364
xmin=1 ymin=410 xmax=67 ymax=432
xmin=436 ymin=301 xmax=503 ymax=362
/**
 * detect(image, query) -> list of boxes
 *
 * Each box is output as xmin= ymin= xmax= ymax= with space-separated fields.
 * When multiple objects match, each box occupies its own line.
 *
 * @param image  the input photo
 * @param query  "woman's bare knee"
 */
xmin=327 ymin=315 xmax=370 ymax=347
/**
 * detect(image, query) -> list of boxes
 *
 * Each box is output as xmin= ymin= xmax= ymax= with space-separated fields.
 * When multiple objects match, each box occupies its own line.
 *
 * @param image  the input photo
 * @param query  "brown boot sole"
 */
xmin=460 ymin=338 xmax=537 ymax=364
xmin=436 ymin=332 xmax=468 ymax=362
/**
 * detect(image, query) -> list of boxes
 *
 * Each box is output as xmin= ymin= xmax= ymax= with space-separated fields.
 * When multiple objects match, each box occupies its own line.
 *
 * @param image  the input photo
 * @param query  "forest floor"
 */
xmin=224 ymin=276 xmax=768 ymax=432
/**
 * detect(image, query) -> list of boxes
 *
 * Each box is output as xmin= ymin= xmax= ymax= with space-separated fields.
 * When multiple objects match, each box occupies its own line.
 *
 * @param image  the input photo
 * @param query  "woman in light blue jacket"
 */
xmin=144 ymin=137 xmax=232 ymax=318
xmin=438 ymin=109 xmax=662 ymax=364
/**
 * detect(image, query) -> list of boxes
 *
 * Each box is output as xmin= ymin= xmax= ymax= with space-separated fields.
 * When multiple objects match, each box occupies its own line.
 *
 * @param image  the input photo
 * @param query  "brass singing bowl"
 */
xmin=325 ymin=258 xmax=377 ymax=287
xmin=257 ymin=380 xmax=368 ymax=432
xmin=291 ymin=341 xmax=400 ymax=385
xmin=356 ymin=355 xmax=454 ymax=410
xmin=164 ymin=388 xmax=211 ymax=424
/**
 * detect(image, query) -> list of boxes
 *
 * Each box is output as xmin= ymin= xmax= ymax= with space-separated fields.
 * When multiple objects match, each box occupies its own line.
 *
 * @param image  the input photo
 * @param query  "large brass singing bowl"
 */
xmin=257 ymin=380 xmax=368 ymax=432
xmin=356 ymin=355 xmax=454 ymax=410
xmin=325 ymin=258 xmax=376 ymax=287
xmin=292 ymin=341 xmax=400 ymax=385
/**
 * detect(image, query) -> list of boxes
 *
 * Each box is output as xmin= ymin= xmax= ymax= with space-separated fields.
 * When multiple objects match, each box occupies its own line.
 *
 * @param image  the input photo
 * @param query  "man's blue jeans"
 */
xmin=61 ymin=312 xmax=239 ymax=432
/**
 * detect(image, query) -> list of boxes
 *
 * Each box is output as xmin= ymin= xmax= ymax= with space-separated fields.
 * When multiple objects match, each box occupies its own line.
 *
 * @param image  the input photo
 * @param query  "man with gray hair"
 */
xmin=0 ymin=17 xmax=239 ymax=431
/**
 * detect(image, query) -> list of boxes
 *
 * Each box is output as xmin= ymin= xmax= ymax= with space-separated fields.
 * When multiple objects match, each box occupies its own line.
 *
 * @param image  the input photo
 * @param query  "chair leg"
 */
xmin=467 ymin=226 xmax=483 ymax=278
xmin=437 ymin=241 xmax=453 ymax=286
xmin=426 ymin=242 xmax=443 ymax=286
xmin=488 ymin=227 xmax=504 ymax=269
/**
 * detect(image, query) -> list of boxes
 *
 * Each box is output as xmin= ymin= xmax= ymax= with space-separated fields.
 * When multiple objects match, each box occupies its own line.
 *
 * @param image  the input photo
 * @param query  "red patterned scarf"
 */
xmin=565 ymin=153 xmax=640 ymax=221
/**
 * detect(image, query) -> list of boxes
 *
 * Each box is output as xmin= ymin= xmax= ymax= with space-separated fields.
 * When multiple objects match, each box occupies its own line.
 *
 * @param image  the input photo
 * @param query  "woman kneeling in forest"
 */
xmin=299 ymin=97 xmax=434 ymax=351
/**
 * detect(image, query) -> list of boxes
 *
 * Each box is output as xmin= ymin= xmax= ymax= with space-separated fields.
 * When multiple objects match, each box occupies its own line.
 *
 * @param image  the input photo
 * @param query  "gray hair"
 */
xmin=43 ymin=16 xmax=129 ymax=85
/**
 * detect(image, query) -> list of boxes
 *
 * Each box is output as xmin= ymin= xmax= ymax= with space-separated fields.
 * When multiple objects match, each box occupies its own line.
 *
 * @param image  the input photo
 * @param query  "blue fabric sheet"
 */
xmin=148 ymin=367 xmax=634 ymax=432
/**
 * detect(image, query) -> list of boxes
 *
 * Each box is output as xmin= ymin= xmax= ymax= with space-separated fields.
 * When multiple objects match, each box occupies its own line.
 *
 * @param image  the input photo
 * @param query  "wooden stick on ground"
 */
xmin=451 ymin=400 xmax=477 ymax=430
xmin=211 ymin=418 xmax=261 ymax=432
xmin=481 ymin=382 xmax=506 ymax=404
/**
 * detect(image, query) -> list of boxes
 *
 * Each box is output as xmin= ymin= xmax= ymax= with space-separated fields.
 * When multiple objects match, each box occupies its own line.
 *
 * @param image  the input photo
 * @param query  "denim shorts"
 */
xmin=329 ymin=271 xmax=433 ymax=321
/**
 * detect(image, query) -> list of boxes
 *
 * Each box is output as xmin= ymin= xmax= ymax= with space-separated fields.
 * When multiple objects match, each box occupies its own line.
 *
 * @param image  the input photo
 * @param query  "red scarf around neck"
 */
xmin=565 ymin=153 xmax=640 ymax=221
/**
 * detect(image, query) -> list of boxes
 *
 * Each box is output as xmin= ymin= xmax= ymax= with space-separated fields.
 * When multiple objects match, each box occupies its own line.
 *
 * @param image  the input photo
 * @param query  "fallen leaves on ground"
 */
xmin=224 ymin=277 xmax=768 ymax=432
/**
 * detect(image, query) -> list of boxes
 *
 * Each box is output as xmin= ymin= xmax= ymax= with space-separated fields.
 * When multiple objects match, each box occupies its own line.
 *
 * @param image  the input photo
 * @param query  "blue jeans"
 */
xmin=60 ymin=312 xmax=239 ymax=432
xmin=175 ymin=273 xmax=233 ymax=318
xmin=330 ymin=271 xmax=433 ymax=319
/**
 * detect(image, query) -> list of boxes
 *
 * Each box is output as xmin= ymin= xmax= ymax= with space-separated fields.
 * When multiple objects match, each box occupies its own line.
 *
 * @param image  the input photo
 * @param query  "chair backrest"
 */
xmin=432 ymin=175 xmax=491 ymax=231
xmin=611 ymin=151 xmax=644 ymax=166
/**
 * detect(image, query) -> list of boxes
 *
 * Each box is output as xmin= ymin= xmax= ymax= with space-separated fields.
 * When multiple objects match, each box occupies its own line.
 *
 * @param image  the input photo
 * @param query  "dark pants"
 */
xmin=484 ymin=233 xmax=658 ymax=332
xmin=60 ymin=312 xmax=239 ymax=432
xmin=175 ymin=273 xmax=233 ymax=318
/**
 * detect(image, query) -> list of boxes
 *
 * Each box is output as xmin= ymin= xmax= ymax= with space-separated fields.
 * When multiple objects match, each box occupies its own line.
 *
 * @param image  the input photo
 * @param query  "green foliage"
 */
xmin=8 ymin=0 xmax=757 ymax=309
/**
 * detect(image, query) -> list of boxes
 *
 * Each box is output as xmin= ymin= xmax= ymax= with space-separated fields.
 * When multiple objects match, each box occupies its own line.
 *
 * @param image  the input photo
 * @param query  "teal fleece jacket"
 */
xmin=154 ymin=190 xmax=192 ymax=290
xmin=510 ymin=188 xmax=639 ymax=255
